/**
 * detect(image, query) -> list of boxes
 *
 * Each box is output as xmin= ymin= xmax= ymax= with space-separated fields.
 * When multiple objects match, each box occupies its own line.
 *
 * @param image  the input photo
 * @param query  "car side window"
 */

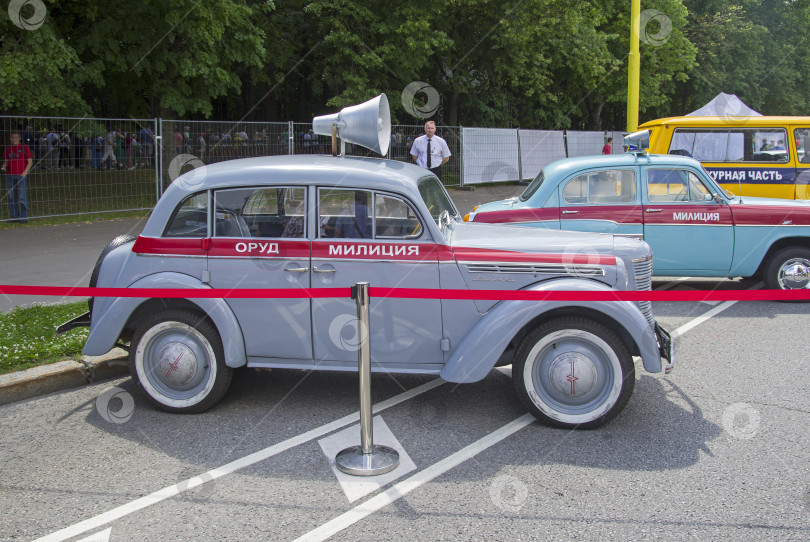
xmin=164 ymin=192 xmax=208 ymax=238
xmin=648 ymin=169 xmax=712 ymax=202
xmin=319 ymin=189 xmax=372 ymax=239
xmin=214 ymin=187 xmax=306 ymax=238
xmin=375 ymin=194 xmax=422 ymax=239
xmin=562 ymin=170 xmax=636 ymax=205
xmin=670 ymin=128 xmax=790 ymax=163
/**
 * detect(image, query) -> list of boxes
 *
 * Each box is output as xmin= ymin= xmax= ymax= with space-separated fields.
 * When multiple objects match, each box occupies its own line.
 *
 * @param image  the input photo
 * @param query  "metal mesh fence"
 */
xmin=160 ymin=120 xmax=292 ymax=192
xmin=565 ymin=130 xmax=608 ymax=157
xmin=1 ymin=116 xmax=158 ymax=222
xmin=2 ymin=114 xmax=624 ymax=219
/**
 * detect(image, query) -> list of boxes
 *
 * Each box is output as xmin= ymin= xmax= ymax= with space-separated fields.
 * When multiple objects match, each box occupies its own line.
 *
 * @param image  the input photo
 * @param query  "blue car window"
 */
xmin=647 ymin=169 xmax=711 ymax=202
xmin=563 ymin=170 xmax=635 ymax=204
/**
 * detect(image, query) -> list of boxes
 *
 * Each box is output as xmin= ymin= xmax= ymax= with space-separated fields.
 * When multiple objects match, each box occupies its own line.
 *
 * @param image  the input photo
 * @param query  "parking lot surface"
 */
xmin=1 ymin=278 xmax=808 ymax=541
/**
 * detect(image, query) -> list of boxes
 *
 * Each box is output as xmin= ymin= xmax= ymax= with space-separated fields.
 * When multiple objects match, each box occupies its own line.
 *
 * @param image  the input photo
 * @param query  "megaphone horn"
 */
xmin=313 ymin=94 xmax=391 ymax=156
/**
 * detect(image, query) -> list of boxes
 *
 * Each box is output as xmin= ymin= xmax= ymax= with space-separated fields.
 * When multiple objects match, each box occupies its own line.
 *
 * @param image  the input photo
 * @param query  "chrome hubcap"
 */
xmin=547 ymin=352 xmax=598 ymax=400
xmin=135 ymin=321 xmax=215 ymax=407
xmin=778 ymin=258 xmax=810 ymax=289
xmin=156 ymin=342 xmax=198 ymax=388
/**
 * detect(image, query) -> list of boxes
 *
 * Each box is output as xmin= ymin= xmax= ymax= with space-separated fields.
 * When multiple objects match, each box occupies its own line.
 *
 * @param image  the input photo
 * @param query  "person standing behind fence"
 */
xmin=198 ymin=132 xmax=207 ymax=162
xmin=125 ymin=132 xmax=136 ymax=169
xmin=102 ymin=128 xmax=118 ymax=169
xmin=22 ymin=126 xmax=36 ymax=166
xmin=410 ymin=120 xmax=451 ymax=180
xmin=46 ymin=127 xmax=60 ymax=169
xmin=139 ymin=125 xmax=155 ymax=167
xmin=174 ymin=129 xmax=183 ymax=155
xmin=2 ymin=131 xmax=33 ymax=223
xmin=602 ymin=137 xmax=613 ymax=155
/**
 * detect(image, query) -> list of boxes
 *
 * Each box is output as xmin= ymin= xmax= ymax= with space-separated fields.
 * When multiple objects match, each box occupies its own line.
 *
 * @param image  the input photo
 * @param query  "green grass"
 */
xmin=0 ymin=301 xmax=93 ymax=375
xmin=1 ymin=166 xmax=158 ymax=223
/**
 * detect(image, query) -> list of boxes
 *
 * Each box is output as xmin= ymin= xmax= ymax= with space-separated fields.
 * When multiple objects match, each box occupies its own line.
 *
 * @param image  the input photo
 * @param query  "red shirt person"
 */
xmin=602 ymin=137 xmax=613 ymax=155
xmin=1 ymin=131 xmax=34 ymax=222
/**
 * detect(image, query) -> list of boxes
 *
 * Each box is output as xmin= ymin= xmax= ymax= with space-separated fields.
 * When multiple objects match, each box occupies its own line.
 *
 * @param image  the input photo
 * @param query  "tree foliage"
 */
xmin=1 ymin=0 xmax=808 ymax=128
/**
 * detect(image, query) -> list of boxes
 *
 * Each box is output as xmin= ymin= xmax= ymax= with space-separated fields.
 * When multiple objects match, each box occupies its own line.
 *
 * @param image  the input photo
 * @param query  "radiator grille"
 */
xmin=632 ymin=256 xmax=655 ymax=326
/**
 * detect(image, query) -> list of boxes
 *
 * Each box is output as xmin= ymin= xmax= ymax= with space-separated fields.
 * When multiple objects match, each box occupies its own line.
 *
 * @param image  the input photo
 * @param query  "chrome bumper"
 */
xmin=655 ymin=322 xmax=674 ymax=374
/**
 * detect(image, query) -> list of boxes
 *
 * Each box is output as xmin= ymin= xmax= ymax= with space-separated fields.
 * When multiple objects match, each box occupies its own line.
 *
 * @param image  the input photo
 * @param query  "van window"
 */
xmin=670 ymin=128 xmax=789 ymax=163
xmin=795 ymin=128 xmax=810 ymax=164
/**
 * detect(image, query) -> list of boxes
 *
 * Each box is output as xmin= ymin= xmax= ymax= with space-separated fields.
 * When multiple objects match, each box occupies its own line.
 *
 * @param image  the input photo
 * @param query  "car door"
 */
xmin=558 ymin=168 xmax=644 ymax=238
xmin=207 ymin=186 xmax=313 ymax=360
xmin=311 ymin=187 xmax=444 ymax=370
xmin=642 ymin=167 xmax=734 ymax=275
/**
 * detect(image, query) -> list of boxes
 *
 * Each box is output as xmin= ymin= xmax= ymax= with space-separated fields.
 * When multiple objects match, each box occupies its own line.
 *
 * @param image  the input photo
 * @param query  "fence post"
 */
xmin=516 ymin=127 xmax=523 ymax=182
xmin=288 ymin=121 xmax=294 ymax=155
xmin=459 ymin=125 xmax=464 ymax=186
xmin=154 ymin=118 xmax=161 ymax=201
xmin=335 ymin=282 xmax=400 ymax=476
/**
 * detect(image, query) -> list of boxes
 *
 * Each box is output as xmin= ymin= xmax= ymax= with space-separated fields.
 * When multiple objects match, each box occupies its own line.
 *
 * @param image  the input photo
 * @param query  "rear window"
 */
xmin=164 ymin=192 xmax=208 ymax=237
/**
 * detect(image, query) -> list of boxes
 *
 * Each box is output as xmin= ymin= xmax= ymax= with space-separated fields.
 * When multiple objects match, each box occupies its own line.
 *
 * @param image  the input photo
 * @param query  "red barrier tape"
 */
xmin=1 ymin=284 xmax=809 ymax=301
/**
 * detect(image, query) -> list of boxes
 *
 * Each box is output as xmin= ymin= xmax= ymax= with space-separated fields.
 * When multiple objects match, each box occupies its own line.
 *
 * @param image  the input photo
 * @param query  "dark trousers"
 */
xmin=429 ymin=165 xmax=443 ymax=180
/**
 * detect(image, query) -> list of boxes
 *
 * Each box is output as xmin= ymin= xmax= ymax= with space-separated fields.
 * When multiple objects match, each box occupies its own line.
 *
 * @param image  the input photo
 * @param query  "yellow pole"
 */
xmin=627 ymin=0 xmax=641 ymax=132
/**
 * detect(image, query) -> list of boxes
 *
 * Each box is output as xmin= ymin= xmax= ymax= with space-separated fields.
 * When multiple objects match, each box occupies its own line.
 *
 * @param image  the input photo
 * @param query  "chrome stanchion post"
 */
xmin=335 ymin=282 xmax=400 ymax=476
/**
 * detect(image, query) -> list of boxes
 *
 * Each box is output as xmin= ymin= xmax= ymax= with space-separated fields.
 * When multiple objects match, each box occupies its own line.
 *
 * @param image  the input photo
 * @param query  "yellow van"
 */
xmin=638 ymin=116 xmax=810 ymax=199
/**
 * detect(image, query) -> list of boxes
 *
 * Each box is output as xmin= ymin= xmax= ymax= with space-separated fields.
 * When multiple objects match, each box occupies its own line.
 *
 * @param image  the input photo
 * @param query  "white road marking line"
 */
xmin=293 ymin=282 xmax=766 ymax=540
xmin=32 ymin=378 xmax=445 ymax=542
xmin=293 ymin=413 xmax=536 ymax=542
xmin=671 ymin=282 xmax=763 ymax=339
xmin=654 ymin=277 xmax=692 ymax=291
xmin=76 ymin=528 xmax=111 ymax=542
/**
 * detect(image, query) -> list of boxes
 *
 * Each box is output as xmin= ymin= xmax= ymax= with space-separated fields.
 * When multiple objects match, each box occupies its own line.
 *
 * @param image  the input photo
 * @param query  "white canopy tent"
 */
xmin=686 ymin=92 xmax=761 ymax=117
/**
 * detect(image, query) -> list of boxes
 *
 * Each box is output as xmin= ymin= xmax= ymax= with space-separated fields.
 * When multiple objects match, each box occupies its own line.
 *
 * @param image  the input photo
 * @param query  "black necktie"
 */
xmin=426 ymin=138 xmax=432 ymax=169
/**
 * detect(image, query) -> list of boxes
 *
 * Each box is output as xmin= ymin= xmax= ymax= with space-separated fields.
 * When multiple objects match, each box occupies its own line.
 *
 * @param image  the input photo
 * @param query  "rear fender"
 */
xmin=439 ymin=278 xmax=662 ymax=383
xmin=84 ymin=272 xmax=247 ymax=368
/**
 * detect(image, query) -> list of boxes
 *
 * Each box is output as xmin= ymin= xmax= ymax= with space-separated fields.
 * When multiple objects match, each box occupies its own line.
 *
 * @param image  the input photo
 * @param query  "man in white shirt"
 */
xmin=410 ymin=120 xmax=451 ymax=180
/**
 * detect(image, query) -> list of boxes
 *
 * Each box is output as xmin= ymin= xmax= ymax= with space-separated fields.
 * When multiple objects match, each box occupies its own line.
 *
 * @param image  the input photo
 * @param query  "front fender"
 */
xmin=439 ymin=278 xmax=662 ymax=384
xmin=84 ymin=272 xmax=247 ymax=368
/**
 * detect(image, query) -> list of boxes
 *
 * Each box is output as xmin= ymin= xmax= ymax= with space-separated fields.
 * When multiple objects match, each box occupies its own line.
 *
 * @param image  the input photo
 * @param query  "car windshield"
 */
xmin=519 ymin=171 xmax=545 ymax=201
xmin=418 ymin=176 xmax=458 ymax=224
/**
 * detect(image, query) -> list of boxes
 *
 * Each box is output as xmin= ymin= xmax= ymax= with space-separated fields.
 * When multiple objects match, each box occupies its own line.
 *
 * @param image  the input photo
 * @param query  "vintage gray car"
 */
xmin=62 ymin=154 xmax=673 ymax=429
xmin=60 ymin=97 xmax=674 ymax=429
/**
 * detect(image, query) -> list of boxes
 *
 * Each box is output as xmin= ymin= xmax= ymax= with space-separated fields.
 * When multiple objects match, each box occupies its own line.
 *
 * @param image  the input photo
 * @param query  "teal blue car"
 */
xmin=466 ymin=153 xmax=810 ymax=290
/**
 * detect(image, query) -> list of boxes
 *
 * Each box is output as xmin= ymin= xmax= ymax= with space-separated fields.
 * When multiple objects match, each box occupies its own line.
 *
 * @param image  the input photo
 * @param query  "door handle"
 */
xmin=313 ymin=267 xmax=336 ymax=274
xmin=562 ymin=210 xmax=578 ymax=214
xmin=645 ymin=208 xmax=663 ymax=213
xmin=284 ymin=267 xmax=309 ymax=273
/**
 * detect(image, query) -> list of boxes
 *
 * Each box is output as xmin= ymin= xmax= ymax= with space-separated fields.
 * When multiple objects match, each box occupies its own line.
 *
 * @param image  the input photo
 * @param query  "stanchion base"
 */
xmin=335 ymin=445 xmax=400 ymax=476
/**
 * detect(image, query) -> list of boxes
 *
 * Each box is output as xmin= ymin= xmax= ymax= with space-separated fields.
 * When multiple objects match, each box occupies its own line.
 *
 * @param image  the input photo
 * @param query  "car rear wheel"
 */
xmin=513 ymin=317 xmax=634 ymax=429
xmin=130 ymin=309 xmax=232 ymax=413
xmin=764 ymin=247 xmax=810 ymax=290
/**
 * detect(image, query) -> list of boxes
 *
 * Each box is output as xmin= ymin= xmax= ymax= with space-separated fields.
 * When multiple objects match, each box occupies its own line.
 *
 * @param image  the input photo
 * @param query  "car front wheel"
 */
xmin=130 ymin=309 xmax=232 ymax=413
xmin=513 ymin=317 xmax=635 ymax=429
xmin=764 ymin=247 xmax=810 ymax=290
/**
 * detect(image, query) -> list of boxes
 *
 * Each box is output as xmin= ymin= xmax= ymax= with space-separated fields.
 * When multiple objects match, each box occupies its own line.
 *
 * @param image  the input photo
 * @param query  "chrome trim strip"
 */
xmin=464 ymin=263 xmax=606 ymax=277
